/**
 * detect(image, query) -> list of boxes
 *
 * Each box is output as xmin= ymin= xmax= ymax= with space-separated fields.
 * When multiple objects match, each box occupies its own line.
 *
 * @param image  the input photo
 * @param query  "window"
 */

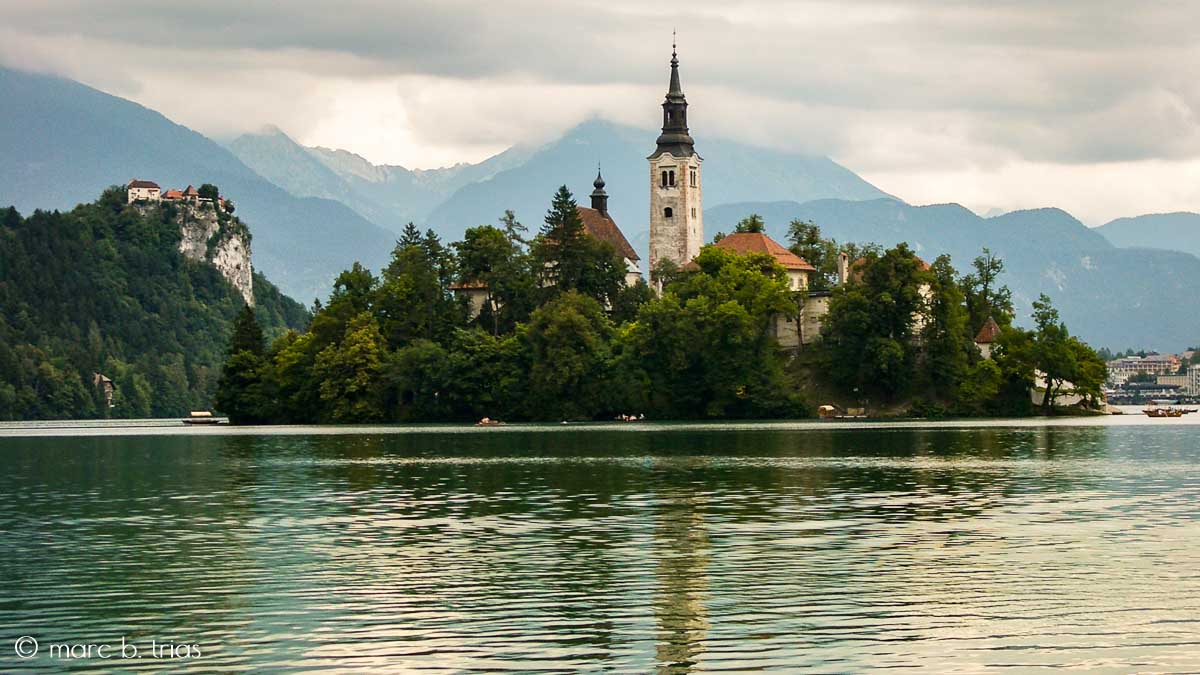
xmin=668 ymin=170 xmax=676 ymax=187
xmin=691 ymin=208 xmax=696 ymax=218
xmin=661 ymin=171 xmax=668 ymax=188
xmin=664 ymin=207 xmax=673 ymax=218
xmin=690 ymin=169 xmax=697 ymax=187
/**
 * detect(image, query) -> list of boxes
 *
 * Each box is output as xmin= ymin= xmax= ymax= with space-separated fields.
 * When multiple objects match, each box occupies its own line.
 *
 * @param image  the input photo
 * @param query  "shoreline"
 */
xmin=0 ymin=408 xmax=1192 ymax=438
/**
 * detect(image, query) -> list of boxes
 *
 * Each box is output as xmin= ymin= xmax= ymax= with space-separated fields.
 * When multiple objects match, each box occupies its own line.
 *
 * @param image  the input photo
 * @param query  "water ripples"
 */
xmin=2 ymin=424 xmax=1200 ymax=671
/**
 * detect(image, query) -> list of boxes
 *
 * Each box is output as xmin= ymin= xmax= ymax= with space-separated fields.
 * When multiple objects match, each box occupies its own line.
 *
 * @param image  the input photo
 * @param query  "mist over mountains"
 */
xmin=2 ymin=65 xmax=1198 ymax=350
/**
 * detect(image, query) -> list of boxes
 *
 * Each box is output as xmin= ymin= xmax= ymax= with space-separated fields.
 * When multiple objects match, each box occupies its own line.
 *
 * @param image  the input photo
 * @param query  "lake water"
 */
xmin=2 ymin=417 xmax=1200 ymax=672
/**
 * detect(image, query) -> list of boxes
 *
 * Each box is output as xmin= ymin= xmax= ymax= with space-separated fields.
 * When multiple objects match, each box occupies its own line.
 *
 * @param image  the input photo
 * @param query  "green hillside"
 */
xmin=0 ymin=188 xmax=308 ymax=420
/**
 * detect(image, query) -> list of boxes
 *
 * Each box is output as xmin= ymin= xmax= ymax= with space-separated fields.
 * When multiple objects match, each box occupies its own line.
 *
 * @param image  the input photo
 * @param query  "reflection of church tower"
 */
xmin=648 ymin=41 xmax=703 ymax=287
xmin=653 ymin=490 xmax=710 ymax=673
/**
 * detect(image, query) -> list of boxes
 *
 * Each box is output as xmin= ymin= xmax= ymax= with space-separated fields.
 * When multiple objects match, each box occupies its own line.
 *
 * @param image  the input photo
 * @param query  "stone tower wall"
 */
xmin=649 ymin=154 xmax=703 ymax=279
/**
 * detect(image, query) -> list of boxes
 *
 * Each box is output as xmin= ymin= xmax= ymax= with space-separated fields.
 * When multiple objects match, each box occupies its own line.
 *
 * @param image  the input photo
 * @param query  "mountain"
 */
xmin=707 ymin=198 xmax=1200 ymax=352
xmin=424 ymin=119 xmax=893 ymax=253
xmin=0 ymin=67 xmax=395 ymax=303
xmin=0 ymin=189 xmax=308 ymax=420
xmin=1097 ymin=212 xmax=1200 ymax=259
xmin=228 ymin=127 xmax=533 ymax=232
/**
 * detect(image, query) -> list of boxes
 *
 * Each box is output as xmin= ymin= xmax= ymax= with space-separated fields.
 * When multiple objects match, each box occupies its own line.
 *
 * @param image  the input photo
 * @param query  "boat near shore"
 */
xmin=182 ymin=411 xmax=225 ymax=425
xmin=1143 ymin=404 xmax=1197 ymax=418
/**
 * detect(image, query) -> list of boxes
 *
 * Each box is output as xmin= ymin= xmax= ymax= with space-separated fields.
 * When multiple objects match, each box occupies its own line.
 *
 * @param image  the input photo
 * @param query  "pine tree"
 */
xmin=228 ymin=305 xmax=265 ymax=356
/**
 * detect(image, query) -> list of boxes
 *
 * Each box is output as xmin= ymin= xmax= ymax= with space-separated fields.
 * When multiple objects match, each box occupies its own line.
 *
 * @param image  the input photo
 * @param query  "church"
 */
xmin=455 ymin=43 xmax=834 ymax=349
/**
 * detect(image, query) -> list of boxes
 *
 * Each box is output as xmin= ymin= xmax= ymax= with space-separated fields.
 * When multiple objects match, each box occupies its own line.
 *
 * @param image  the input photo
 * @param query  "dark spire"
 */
xmin=653 ymin=38 xmax=695 ymax=158
xmin=590 ymin=164 xmax=609 ymax=214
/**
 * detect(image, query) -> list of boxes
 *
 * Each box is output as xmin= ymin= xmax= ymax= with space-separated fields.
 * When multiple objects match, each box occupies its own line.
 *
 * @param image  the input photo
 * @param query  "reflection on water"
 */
xmin=2 ymin=424 xmax=1200 ymax=671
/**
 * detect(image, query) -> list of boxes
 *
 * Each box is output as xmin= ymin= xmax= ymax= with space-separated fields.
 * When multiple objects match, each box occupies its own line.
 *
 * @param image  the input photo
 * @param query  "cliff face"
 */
xmin=133 ymin=201 xmax=254 ymax=305
xmin=175 ymin=203 xmax=254 ymax=305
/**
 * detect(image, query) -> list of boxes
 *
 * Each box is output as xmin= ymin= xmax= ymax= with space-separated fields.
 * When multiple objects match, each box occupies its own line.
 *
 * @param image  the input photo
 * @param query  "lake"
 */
xmin=2 ymin=417 xmax=1199 ymax=671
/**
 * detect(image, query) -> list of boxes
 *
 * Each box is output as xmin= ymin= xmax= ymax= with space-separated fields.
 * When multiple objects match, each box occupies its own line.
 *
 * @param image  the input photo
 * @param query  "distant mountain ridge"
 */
xmin=227 ymin=119 xmax=893 ymax=256
xmin=0 ymin=67 xmax=395 ymax=303
xmin=1096 ymin=212 xmax=1200 ymax=260
xmin=228 ymin=128 xmax=533 ymax=232
xmin=707 ymin=198 xmax=1200 ymax=351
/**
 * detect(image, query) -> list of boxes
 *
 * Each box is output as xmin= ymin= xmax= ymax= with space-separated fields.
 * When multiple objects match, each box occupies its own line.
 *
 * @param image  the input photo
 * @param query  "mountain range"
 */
xmin=2 ymin=65 xmax=1198 ymax=350
xmin=226 ymin=118 xmax=892 ymax=255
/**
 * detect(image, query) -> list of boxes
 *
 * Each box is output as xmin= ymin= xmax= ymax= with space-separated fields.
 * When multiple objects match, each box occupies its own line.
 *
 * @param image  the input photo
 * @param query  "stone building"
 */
xmin=126 ymin=179 xmax=161 ymax=203
xmin=648 ymin=44 xmax=703 ymax=289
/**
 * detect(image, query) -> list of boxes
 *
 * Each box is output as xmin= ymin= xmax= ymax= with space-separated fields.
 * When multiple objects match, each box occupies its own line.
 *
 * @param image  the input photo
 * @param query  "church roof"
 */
xmin=577 ymin=206 xmax=639 ymax=262
xmin=710 ymin=232 xmax=816 ymax=271
xmin=974 ymin=316 xmax=1002 ymax=344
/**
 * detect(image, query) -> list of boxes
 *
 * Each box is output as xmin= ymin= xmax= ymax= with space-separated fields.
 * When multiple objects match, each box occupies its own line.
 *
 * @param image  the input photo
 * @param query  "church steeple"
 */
xmin=653 ymin=39 xmax=695 ymax=158
xmin=590 ymin=164 xmax=608 ymax=214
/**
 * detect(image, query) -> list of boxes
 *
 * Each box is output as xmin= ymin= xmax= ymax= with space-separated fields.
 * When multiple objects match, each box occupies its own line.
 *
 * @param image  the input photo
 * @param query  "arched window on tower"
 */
xmin=664 ymin=207 xmax=673 ymax=218
xmin=668 ymin=170 xmax=676 ymax=187
xmin=661 ymin=171 xmax=668 ymax=188
xmin=690 ymin=169 xmax=697 ymax=187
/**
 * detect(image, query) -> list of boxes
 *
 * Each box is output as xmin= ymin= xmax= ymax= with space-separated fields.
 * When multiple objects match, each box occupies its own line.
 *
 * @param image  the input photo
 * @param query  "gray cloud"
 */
xmin=2 ymin=0 xmax=1199 ymax=221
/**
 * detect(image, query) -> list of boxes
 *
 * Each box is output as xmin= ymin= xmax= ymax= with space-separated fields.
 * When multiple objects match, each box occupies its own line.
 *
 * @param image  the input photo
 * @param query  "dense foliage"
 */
xmin=813 ymin=229 xmax=1106 ymax=416
xmin=0 ymin=188 xmax=308 ymax=420
xmin=217 ymin=187 xmax=809 ymax=424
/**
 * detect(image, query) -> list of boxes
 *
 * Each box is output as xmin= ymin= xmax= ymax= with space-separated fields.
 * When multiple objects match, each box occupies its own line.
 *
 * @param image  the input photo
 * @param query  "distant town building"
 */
xmin=1188 ymin=365 xmax=1200 ymax=396
xmin=1106 ymin=354 xmax=1180 ymax=384
xmin=126 ymin=179 xmax=161 ymax=203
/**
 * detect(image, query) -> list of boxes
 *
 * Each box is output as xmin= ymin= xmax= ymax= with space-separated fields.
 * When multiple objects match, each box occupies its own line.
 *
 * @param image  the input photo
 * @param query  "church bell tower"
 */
xmin=648 ymin=40 xmax=702 ymax=287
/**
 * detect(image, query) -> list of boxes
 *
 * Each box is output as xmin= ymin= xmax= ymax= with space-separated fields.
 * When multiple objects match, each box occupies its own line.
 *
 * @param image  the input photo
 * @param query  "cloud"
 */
xmin=1 ymin=0 xmax=1199 ymax=220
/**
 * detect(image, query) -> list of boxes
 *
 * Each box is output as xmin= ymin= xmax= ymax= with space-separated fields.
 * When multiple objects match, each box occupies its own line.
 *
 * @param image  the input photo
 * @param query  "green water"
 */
xmin=2 ymin=420 xmax=1199 ymax=671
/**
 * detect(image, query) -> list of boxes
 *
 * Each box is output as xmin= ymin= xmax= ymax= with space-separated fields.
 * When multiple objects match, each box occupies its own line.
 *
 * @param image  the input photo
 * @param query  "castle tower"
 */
xmin=648 ymin=41 xmax=702 ymax=287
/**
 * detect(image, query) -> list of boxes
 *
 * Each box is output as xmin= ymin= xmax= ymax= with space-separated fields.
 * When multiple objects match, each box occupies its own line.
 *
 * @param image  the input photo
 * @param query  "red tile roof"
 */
xmin=127 ymin=179 xmax=159 ymax=189
xmin=163 ymin=190 xmax=184 ymax=199
xmin=974 ymin=316 xmax=1002 ymax=344
xmin=711 ymin=232 xmax=816 ymax=271
xmin=182 ymin=185 xmax=199 ymax=196
xmin=576 ymin=207 xmax=639 ymax=262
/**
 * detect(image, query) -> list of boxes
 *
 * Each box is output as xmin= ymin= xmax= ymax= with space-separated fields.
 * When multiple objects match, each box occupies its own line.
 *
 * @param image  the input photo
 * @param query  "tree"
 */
xmin=523 ymin=292 xmax=618 ymax=420
xmin=822 ymin=243 xmax=928 ymax=399
xmin=454 ymin=225 xmax=535 ymax=333
xmin=921 ymin=255 xmax=971 ymax=398
xmin=1031 ymin=294 xmax=1073 ymax=410
xmin=215 ymin=306 xmax=270 ymax=424
xmin=786 ymin=219 xmax=840 ymax=290
xmin=498 ymin=209 xmax=527 ymax=245
xmin=622 ymin=247 xmax=806 ymax=419
xmin=532 ymin=186 xmax=623 ymax=305
xmin=228 ymin=305 xmax=265 ymax=356
xmin=198 ymin=183 xmax=220 ymax=201
xmin=313 ymin=312 xmax=386 ymax=422
xmin=961 ymin=248 xmax=1015 ymax=331
xmin=734 ymin=214 xmax=765 ymax=233
xmin=374 ymin=234 xmax=460 ymax=348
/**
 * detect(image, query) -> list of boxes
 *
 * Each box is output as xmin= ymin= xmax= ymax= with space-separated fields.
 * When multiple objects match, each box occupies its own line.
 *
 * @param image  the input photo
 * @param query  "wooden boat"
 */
xmin=1143 ymin=406 xmax=1185 ymax=418
xmin=182 ymin=411 xmax=223 ymax=425
xmin=475 ymin=417 xmax=505 ymax=427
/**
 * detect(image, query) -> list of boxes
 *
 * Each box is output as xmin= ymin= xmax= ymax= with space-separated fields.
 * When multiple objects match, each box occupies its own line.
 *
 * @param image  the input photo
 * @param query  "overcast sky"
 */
xmin=2 ymin=0 xmax=1198 ymax=224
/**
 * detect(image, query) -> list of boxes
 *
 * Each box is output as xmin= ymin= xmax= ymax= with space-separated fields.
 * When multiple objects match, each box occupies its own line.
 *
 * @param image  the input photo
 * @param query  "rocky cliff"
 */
xmin=135 ymin=201 xmax=254 ymax=304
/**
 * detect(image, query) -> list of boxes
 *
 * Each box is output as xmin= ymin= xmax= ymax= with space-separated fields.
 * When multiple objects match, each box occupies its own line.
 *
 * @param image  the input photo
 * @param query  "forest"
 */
xmin=216 ymin=186 xmax=1107 ymax=424
xmin=0 ymin=188 xmax=308 ymax=420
